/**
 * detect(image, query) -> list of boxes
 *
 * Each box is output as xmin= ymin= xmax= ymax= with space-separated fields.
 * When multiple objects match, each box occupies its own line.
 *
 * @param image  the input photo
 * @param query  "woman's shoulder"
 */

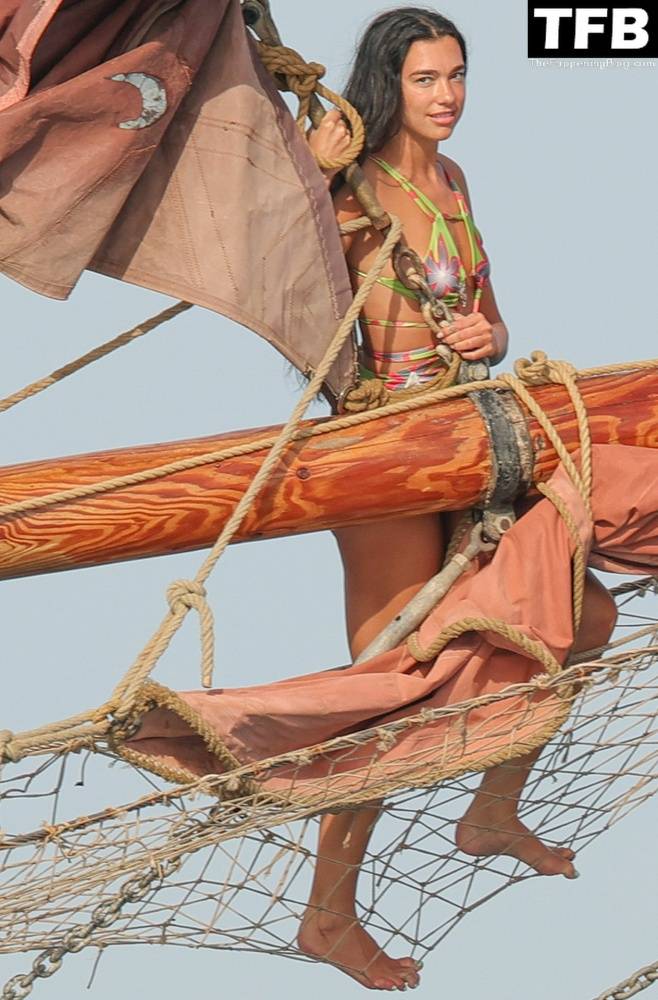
xmin=437 ymin=153 xmax=469 ymax=194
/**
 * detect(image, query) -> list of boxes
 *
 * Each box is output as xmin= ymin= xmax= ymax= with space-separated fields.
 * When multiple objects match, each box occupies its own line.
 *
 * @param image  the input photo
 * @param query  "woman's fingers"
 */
xmin=307 ymin=110 xmax=353 ymax=169
xmin=439 ymin=313 xmax=494 ymax=360
xmin=442 ymin=331 xmax=495 ymax=358
xmin=457 ymin=341 xmax=495 ymax=359
xmin=309 ymin=110 xmax=352 ymax=157
xmin=459 ymin=348 xmax=491 ymax=360
xmin=321 ymin=109 xmax=342 ymax=125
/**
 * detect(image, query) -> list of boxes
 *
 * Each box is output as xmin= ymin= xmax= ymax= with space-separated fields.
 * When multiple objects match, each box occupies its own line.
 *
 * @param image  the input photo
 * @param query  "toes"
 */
xmin=556 ymin=846 xmax=576 ymax=860
xmin=544 ymin=857 xmax=576 ymax=877
xmin=392 ymin=958 xmax=419 ymax=988
xmin=374 ymin=978 xmax=402 ymax=992
xmin=552 ymin=852 xmax=576 ymax=877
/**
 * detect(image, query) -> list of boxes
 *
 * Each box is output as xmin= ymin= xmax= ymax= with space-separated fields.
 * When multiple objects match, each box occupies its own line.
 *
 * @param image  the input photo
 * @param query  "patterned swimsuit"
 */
xmin=351 ymin=157 xmax=491 ymax=390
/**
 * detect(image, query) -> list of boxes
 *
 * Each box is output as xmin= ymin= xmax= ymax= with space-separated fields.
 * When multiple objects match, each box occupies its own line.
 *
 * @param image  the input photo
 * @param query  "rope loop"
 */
xmin=515 ymin=350 xmax=578 ymax=387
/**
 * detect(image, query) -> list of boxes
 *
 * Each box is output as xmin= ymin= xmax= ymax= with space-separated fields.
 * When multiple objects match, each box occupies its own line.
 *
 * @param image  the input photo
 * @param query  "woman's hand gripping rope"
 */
xmin=438 ymin=312 xmax=498 ymax=362
xmin=307 ymin=110 xmax=353 ymax=182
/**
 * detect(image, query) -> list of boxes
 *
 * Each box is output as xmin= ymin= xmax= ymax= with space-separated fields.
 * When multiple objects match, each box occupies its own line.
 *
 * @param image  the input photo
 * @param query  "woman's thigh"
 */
xmin=333 ymin=513 xmax=444 ymax=655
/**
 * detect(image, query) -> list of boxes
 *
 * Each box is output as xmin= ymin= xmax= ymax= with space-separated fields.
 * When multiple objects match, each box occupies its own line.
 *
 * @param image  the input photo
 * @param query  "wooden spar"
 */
xmin=1 ymin=368 xmax=657 ymax=580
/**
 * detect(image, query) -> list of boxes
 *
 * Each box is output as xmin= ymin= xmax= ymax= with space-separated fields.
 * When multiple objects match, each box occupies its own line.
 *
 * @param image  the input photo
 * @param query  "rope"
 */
xmin=537 ymin=482 xmax=587 ymax=633
xmin=0 ymin=350 xmax=649 ymax=767
xmin=0 ymin=333 xmax=651 ymax=782
xmin=407 ymin=615 xmax=563 ymax=674
xmin=255 ymin=42 xmax=364 ymax=170
xmin=4 ymin=352 xmax=645 ymax=521
xmin=406 ymin=352 xmax=594 ymax=682
xmin=498 ymin=355 xmax=592 ymax=518
xmin=338 ymin=216 xmax=374 ymax=235
xmin=0 ymin=301 xmax=192 ymax=415
xmin=340 ymin=351 xmax=461 ymax=413
xmin=166 ymin=581 xmax=215 ymax=689
xmin=105 ymin=214 xmax=402 ymax=714
xmin=0 ymin=370 xmax=495 ymax=518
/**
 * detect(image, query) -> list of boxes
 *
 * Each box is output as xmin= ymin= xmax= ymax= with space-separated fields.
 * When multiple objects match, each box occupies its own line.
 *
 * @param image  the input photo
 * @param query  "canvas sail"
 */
xmin=0 ymin=0 xmax=355 ymax=402
xmin=123 ymin=443 xmax=654 ymax=794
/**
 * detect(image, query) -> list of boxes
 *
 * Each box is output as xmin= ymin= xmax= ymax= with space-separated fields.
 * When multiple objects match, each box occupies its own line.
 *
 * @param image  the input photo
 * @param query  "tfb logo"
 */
xmin=528 ymin=5 xmax=656 ymax=56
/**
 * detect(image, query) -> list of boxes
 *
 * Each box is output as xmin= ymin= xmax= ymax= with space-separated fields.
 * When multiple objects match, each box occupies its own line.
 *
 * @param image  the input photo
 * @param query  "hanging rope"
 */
xmin=0 ymin=348 xmax=637 ymax=768
xmin=0 ymin=301 xmax=192 ymax=415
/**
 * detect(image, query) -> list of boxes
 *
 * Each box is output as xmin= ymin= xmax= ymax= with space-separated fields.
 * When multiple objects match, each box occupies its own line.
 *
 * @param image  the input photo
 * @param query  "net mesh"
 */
xmin=1 ymin=580 xmax=656 ymax=984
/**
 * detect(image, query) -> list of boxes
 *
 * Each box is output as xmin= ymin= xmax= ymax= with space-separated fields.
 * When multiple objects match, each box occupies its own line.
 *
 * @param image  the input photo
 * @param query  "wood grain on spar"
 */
xmin=0 ymin=369 xmax=657 ymax=579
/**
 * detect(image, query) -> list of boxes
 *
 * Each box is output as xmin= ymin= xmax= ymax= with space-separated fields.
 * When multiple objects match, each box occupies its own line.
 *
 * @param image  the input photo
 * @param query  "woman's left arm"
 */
xmin=436 ymin=157 xmax=509 ymax=366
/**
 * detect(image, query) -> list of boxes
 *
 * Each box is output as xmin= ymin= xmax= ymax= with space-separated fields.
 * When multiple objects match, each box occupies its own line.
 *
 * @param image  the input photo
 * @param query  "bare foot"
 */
xmin=455 ymin=809 xmax=577 ymax=878
xmin=298 ymin=909 xmax=421 ymax=991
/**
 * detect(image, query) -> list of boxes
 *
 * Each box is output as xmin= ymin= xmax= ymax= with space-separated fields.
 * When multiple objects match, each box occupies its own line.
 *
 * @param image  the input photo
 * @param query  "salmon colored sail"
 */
xmin=0 ymin=0 xmax=354 ymax=402
xmin=122 ymin=444 xmax=658 ymax=794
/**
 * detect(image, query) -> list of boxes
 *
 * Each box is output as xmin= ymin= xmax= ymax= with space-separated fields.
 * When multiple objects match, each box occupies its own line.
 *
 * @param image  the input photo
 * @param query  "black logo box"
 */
xmin=528 ymin=4 xmax=657 ymax=57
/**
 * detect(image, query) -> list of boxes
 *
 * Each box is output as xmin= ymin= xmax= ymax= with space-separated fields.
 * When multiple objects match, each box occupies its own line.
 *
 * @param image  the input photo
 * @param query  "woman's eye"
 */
xmin=452 ymin=71 xmax=466 ymax=81
xmin=416 ymin=76 xmax=433 ymax=85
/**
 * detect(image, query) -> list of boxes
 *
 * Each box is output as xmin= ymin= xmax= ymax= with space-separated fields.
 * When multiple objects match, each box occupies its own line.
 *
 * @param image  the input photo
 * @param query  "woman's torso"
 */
xmin=342 ymin=154 xmax=489 ymax=380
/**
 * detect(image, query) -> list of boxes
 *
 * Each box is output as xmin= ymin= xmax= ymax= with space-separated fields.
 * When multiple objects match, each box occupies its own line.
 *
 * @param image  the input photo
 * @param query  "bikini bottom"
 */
xmin=358 ymin=352 xmax=447 ymax=392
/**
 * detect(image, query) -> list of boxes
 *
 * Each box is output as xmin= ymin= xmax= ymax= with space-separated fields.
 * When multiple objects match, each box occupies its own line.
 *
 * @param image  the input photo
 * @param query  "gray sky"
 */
xmin=1 ymin=1 xmax=657 ymax=998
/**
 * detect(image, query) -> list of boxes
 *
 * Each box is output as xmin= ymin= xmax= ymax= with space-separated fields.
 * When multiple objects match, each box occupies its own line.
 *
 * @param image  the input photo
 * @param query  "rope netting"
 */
xmin=0 ymin=580 xmax=656 ymax=997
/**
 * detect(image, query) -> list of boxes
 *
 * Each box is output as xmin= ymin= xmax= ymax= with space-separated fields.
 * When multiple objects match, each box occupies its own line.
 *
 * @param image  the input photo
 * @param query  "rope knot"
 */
xmin=292 ymin=59 xmax=326 ymax=97
xmin=375 ymin=728 xmax=397 ymax=752
xmin=255 ymin=40 xmax=364 ymax=170
xmin=514 ymin=351 xmax=577 ymax=387
xmin=224 ymin=774 xmax=245 ymax=795
xmin=341 ymin=380 xmax=390 ymax=413
xmin=256 ymin=42 xmax=324 ymax=102
xmin=166 ymin=580 xmax=216 ymax=688
xmin=166 ymin=580 xmax=207 ymax=615
xmin=0 ymin=729 xmax=18 ymax=763
xmin=513 ymin=350 xmax=552 ymax=385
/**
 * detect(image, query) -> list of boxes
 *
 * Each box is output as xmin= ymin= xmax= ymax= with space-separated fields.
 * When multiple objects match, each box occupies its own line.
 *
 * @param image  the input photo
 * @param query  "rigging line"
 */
xmin=0 ymin=301 xmax=192 ymax=415
xmin=2 ymin=356 xmax=658 ymax=523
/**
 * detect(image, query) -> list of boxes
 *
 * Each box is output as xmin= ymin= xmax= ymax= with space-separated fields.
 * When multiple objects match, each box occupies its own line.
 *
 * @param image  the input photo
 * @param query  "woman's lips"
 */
xmin=430 ymin=112 xmax=456 ymax=125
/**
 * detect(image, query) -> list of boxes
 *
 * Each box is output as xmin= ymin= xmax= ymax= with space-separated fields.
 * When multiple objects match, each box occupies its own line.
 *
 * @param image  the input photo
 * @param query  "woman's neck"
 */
xmin=375 ymin=132 xmax=439 ymax=184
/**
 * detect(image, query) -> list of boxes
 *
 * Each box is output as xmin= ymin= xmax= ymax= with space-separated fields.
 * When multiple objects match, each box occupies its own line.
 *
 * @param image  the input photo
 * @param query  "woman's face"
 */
xmin=399 ymin=36 xmax=466 ymax=143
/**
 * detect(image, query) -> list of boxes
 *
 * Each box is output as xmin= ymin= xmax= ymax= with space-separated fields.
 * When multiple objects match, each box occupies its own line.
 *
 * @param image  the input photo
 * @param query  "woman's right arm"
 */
xmin=307 ymin=109 xmax=352 ymax=185
xmin=307 ymin=111 xmax=365 ymax=255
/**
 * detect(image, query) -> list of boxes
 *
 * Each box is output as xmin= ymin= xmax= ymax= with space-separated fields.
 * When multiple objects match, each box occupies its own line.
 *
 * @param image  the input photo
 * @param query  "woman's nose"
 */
xmin=435 ymin=78 xmax=456 ymax=103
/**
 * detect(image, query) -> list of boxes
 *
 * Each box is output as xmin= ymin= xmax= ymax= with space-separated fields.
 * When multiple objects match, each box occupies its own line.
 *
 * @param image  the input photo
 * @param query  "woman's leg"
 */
xmin=456 ymin=571 xmax=618 ymax=875
xmin=298 ymin=514 xmax=443 ymax=990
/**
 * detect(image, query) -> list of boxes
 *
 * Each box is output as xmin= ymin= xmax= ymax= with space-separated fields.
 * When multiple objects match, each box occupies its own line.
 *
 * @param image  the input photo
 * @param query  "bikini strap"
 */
xmin=371 ymin=157 xmax=442 ymax=222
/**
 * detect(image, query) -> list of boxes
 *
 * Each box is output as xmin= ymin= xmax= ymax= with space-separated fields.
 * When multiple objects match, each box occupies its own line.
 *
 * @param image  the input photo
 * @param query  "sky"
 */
xmin=1 ymin=1 xmax=657 ymax=998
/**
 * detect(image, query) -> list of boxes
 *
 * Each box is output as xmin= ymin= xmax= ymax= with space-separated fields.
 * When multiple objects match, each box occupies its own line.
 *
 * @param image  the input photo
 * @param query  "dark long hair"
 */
xmin=343 ymin=7 xmax=468 ymax=158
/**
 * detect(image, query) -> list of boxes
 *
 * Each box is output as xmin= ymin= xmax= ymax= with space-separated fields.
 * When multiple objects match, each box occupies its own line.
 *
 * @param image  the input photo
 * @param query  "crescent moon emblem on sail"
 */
xmin=111 ymin=73 xmax=168 ymax=130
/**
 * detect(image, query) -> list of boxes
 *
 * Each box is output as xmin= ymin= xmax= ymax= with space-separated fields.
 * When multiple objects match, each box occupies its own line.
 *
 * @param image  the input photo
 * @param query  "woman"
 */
xmin=298 ymin=7 xmax=618 ymax=992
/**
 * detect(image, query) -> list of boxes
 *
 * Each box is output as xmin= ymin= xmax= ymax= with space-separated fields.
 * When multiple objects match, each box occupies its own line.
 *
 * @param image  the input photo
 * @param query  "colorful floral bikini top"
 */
xmin=351 ymin=156 xmax=491 ymax=328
